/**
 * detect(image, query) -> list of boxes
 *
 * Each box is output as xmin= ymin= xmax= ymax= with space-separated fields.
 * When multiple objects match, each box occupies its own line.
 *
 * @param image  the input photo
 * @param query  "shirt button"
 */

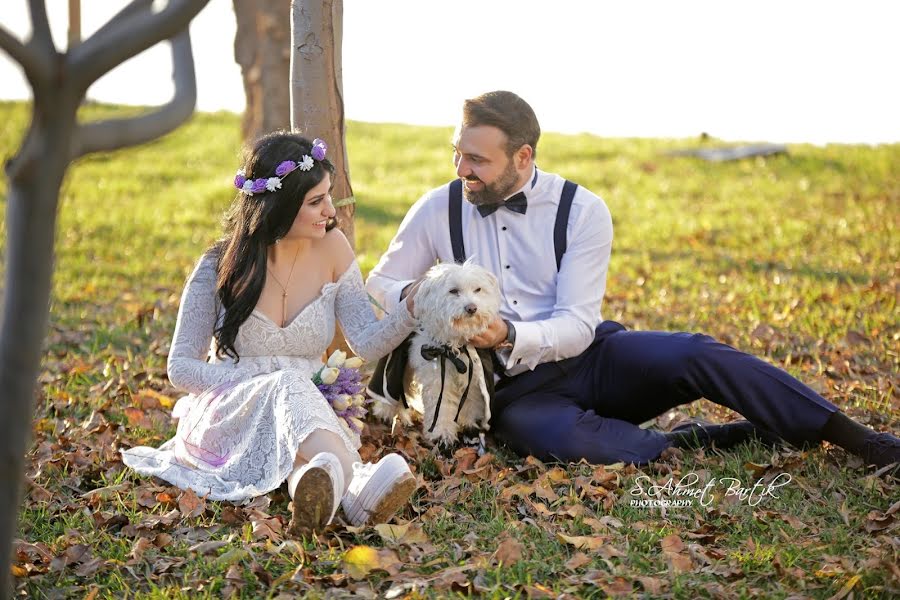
xmin=505 ymin=265 xmax=510 ymax=269
xmin=513 ymin=300 xmax=518 ymax=305
xmin=501 ymin=226 xmax=508 ymax=231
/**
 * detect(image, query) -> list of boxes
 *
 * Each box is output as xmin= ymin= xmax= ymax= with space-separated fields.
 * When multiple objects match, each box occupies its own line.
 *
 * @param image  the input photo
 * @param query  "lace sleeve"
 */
xmin=334 ymin=261 xmax=417 ymax=362
xmin=167 ymin=252 xmax=254 ymax=395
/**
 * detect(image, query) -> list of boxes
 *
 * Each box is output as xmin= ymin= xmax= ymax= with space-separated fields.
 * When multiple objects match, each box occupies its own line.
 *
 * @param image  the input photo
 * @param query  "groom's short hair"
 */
xmin=462 ymin=91 xmax=541 ymax=159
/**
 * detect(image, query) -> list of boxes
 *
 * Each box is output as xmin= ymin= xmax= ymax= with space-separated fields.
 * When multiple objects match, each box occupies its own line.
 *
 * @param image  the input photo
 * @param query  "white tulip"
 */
xmin=320 ymin=367 xmax=340 ymax=385
xmin=350 ymin=394 xmax=366 ymax=407
xmin=326 ymin=350 xmax=347 ymax=368
xmin=349 ymin=417 xmax=366 ymax=432
xmin=331 ymin=395 xmax=351 ymax=411
xmin=344 ymin=356 xmax=363 ymax=369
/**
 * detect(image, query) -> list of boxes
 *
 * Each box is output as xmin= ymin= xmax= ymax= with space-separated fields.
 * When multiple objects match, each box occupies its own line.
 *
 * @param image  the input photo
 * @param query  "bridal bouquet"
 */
xmin=313 ymin=350 xmax=369 ymax=437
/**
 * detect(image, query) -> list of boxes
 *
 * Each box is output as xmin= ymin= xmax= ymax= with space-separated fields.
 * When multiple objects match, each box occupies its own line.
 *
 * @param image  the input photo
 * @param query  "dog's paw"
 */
xmin=369 ymin=396 xmax=400 ymax=423
xmin=425 ymin=422 xmax=460 ymax=448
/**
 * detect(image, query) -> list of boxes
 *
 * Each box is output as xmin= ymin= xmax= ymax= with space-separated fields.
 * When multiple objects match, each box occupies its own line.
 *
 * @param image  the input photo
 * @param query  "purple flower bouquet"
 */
xmin=312 ymin=350 xmax=369 ymax=437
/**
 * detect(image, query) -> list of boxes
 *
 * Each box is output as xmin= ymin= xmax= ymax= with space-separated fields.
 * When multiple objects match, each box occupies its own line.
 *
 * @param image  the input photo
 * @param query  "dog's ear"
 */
xmin=482 ymin=268 xmax=499 ymax=288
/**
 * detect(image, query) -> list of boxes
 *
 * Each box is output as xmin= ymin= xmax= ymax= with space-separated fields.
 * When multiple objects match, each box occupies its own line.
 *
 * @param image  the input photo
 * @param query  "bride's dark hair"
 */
xmin=213 ymin=132 xmax=336 ymax=360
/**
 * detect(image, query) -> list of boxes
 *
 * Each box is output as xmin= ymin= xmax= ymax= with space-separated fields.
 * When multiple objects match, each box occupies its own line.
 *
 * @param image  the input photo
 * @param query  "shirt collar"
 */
xmin=503 ymin=165 xmax=538 ymax=202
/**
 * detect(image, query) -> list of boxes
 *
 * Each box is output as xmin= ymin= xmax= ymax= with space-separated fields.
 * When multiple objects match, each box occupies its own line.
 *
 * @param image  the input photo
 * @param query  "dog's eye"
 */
xmin=449 ymin=288 xmax=459 ymax=295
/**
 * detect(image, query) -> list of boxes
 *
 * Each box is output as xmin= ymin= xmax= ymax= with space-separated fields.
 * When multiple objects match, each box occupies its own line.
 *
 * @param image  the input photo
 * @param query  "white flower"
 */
xmin=320 ymin=367 xmax=340 ymax=385
xmin=349 ymin=417 xmax=366 ymax=432
xmin=298 ymin=155 xmax=314 ymax=171
xmin=236 ymin=168 xmax=246 ymax=177
xmin=326 ymin=350 xmax=347 ymax=368
xmin=331 ymin=395 xmax=351 ymax=411
xmin=344 ymin=356 xmax=363 ymax=369
xmin=265 ymin=177 xmax=282 ymax=192
xmin=241 ymin=180 xmax=255 ymax=195
xmin=350 ymin=394 xmax=366 ymax=407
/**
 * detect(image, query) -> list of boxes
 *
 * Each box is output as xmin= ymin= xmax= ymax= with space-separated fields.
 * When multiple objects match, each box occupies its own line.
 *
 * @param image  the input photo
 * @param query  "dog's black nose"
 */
xmin=465 ymin=304 xmax=478 ymax=315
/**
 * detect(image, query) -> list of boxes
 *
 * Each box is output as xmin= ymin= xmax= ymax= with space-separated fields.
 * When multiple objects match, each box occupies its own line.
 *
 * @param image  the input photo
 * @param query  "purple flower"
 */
xmin=312 ymin=139 xmax=327 ymax=161
xmin=233 ymin=174 xmax=246 ymax=189
xmin=275 ymin=160 xmax=296 ymax=177
xmin=250 ymin=178 xmax=268 ymax=194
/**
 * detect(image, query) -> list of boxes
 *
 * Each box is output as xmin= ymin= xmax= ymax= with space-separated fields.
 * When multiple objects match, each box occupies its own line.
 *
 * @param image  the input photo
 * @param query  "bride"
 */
xmin=123 ymin=132 xmax=420 ymax=534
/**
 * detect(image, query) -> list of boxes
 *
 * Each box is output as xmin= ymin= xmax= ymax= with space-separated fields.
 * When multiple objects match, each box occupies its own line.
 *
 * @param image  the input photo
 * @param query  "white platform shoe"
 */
xmin=341 ymin=453 xmax=417 ymax=527
xmin=287 ymin=451 xmax=344 ymax=534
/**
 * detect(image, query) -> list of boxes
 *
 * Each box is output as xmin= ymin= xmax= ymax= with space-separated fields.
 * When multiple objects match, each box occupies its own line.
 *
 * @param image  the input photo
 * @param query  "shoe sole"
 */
xmin=288 ymin=467 xmax=333 ymax=535
xmin=358 ymin=472 xmax=418 ymax=526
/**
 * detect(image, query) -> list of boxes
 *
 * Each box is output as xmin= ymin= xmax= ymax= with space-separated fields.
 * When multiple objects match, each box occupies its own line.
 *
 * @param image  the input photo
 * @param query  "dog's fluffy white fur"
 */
xmin=372 ymin=261 xmax=500 ymax=445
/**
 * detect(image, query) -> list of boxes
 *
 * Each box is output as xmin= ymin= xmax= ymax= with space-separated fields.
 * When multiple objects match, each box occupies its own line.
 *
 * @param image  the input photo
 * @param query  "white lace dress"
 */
xmin=121 ymin=252 xmax=416 ymax=502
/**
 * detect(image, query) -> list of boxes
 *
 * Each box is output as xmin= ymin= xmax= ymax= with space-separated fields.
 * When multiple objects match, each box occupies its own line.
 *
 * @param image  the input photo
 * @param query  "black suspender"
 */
xmin=448 ymin=179 xmax=466 ymax=264
xmin=448 ymin=177 xmax=578 ymax=270
xmin=555 ymin=180 xmax=577 ymax=271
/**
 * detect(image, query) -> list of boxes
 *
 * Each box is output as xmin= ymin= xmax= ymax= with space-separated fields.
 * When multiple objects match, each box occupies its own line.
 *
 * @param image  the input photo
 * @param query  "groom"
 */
xmin=366 ymin=90 xmax=900 ymax=468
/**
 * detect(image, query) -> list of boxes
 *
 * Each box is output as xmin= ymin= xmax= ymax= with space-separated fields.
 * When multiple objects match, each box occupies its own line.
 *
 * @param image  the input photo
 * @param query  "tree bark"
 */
xmin=290 ymin=0 xmax=354 ymax=356
xmin=290 ymin=0 xmax=354 ymax=250
xmin=0 ymin=106 xmax=74 ymax=600
xmin=233 ymin=0 xmax=291 ymax=144
xmin=0 ymin=3 xmax=208 ymax=596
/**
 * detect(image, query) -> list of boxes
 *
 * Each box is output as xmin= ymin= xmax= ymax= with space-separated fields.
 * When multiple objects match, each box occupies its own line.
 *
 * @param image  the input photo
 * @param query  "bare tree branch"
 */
xmin=68 ymin=0 xmax=209 ymax=91
xmin=72 ymin=30 xmax=197 ymax=158
xmin=0 ymin=26 xmax=44 ymax=81
xmin=91 ymin=0 xmax=154 ymax=42
xmin=28 ymin=0 xmax=52 ymax=47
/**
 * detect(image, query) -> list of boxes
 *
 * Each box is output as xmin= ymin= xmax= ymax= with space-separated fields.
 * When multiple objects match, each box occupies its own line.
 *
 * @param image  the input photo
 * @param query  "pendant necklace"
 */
xmin=266 ymin=244 xmax=302 ymax=327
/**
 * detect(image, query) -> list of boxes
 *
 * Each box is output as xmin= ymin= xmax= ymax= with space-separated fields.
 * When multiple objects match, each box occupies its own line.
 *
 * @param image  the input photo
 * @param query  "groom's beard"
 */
xmin=462 ymin=158 xmax=520 ymax=207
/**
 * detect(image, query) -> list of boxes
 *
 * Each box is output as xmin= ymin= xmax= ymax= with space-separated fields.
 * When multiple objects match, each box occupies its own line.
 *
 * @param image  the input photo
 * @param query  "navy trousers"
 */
xmin=491 ymin=321 xmax=838 ymax=465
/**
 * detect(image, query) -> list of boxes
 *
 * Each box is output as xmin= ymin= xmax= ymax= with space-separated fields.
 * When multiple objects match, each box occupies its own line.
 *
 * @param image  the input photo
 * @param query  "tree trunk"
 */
xmin=290 ymin=0 xmax=354 ymax=250
xmin=291 ymin=0 xmax=354 ymax=356
xmin=0 ymin=102 xmax=75 ymax=600
xmin=233 ymin=0 xmax=291 ymax=144
xmin=0 ymin=3 xmax=208 ymax=596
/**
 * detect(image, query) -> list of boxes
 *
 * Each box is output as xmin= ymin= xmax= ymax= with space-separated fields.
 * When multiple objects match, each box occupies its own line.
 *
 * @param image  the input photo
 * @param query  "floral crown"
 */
xmin=233 ymin=138 xmax=328 ymax=196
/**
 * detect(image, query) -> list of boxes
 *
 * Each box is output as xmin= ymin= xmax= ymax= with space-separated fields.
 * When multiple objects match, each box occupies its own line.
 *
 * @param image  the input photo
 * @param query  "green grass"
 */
xmin=2 ymin=100 xmax=898 ymax=598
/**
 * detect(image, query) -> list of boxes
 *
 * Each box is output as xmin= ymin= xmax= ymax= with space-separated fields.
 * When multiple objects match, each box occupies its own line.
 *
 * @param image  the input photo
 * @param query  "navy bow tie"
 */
xmin=476 ymin=191 xmax=528 ymax=217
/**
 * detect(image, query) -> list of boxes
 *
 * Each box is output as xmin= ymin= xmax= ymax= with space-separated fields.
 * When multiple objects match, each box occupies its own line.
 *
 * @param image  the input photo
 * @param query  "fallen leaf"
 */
xmin=557 ymin=534 xmax=609 ymax=551
xmin=188 ymin=540 xmax=228 ymax=555
xmin=178 ymin=489 xmax=206 ymax=518
xmin=11 ymin=564 xmax=28 ymax=578
xmin=344 ymin=545 xmax=381 ymax=579
xmin=133 ymin=389 xmax=176 ymax=410
xmin=129 ymin=537 xmax=154 ymax=562
xmin=374 ymin=522 xmax=430 ymax=545
xmin=522 ymin=583 xmax=556 ymax=599
xmin=660 ymin=534 xmax=693 ymax=573
xmin=637 ymin=576 xmax=666 ymax=594
xmin=74 ymin=557 xmax=104 ymax=577
xmin=494 ymin=537 xmax=524 ymax=566
xmin=215 ymin=547 xmax=250 ymax=567
xmin=564 ymin=552 xmax=591 ymax=570
xmin=81 ymin=483 xmax=132 ymax=502
xmin=864 ymin=510 xmax=896 ymax=533
xmin=827 ymin=574 xmax=861 ymax=600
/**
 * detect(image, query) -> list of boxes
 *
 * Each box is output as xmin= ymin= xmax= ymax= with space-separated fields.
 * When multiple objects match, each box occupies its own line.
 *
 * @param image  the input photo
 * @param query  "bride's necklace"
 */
xmin=266 ymin=244 xmax=303 ymax=327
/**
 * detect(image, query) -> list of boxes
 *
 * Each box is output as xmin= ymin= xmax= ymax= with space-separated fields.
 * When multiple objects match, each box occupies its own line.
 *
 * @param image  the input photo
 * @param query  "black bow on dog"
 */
xmin=420 ymin=344 xmax=474 ymax=433
xmin=420 ymin=344 xmax=468 ymax=373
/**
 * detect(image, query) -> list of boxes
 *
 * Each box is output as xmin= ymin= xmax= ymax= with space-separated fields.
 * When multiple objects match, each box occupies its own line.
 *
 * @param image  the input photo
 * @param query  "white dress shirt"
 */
xmin=366 ymin=167 xmax=613 ymax=375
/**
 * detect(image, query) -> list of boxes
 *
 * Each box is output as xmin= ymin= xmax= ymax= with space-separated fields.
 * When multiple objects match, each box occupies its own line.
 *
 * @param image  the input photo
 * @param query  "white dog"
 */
xmin=372 ymin=261 xmax=500 ymax=446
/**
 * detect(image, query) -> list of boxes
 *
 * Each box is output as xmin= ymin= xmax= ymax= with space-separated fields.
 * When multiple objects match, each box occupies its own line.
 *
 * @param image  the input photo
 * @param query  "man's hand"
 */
xmin=468 ymin=316 xmax=509 ymax=349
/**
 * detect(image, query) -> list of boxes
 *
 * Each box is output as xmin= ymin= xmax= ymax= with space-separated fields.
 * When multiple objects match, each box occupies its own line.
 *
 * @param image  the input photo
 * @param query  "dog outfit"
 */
xmin=367 ymin=167 xmax=838 ymax=465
